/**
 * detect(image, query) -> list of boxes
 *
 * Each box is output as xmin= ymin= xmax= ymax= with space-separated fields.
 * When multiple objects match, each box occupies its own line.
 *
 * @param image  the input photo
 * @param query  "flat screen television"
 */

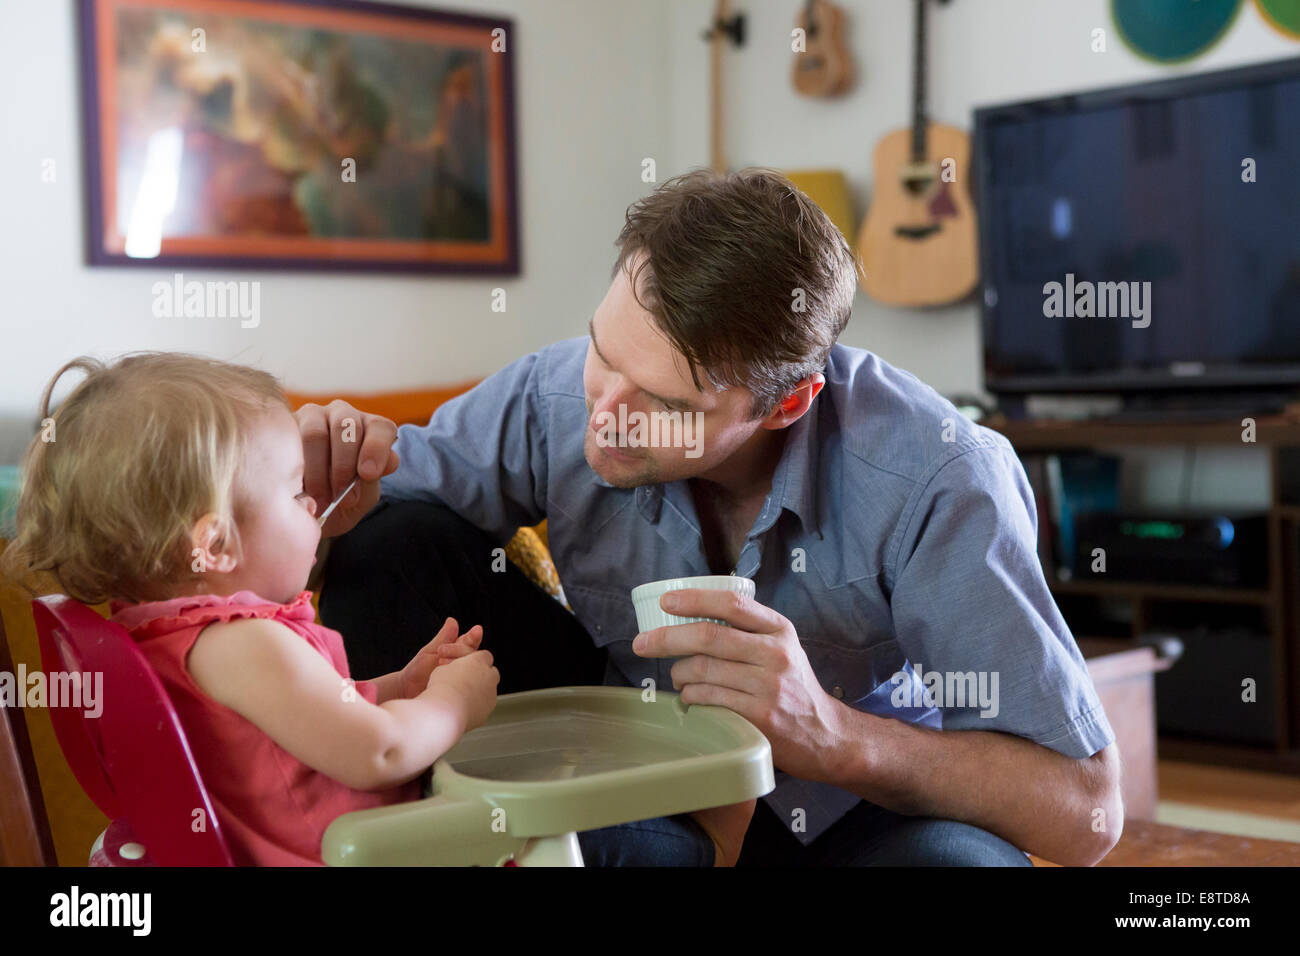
xmin=974 ymin=56 xmax=1300 ymax=396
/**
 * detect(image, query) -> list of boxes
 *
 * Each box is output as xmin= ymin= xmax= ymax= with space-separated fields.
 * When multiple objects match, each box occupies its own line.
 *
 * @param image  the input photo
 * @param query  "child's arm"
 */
xmin=187 ymin=617 xmax=498 ymax=791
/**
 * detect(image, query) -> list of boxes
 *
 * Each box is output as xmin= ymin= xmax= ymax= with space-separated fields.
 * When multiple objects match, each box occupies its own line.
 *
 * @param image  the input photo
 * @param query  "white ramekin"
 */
xmin=630 ymin=575 xmax=756 ymax=631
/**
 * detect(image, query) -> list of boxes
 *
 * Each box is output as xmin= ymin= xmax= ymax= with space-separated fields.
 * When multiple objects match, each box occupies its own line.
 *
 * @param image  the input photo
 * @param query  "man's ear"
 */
xmin=190 ymin=512 xmax=238 ymax=575
xmin=759 ymin=372 xmax=826 ymax=430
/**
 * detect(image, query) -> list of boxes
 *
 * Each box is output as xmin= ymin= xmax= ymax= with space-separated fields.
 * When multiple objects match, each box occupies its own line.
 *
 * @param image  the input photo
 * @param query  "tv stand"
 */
xmin=1101 ymin=392 xmax=1294 ymax=425
xmin=986 ymin=413 xmax=1300 ymax=775
xmin=997 ymin=391 xmax=1298 ymax=424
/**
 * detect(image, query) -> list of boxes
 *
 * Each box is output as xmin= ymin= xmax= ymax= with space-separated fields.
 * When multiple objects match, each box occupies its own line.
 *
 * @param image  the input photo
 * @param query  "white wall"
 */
xmin=0 ymin=0 xmax=668 ymax=460
xmin=1 ymin=0 xmax=1296 ymax=483
xmin=666 ymin=0 xmax=1298 ymax=398
xmin=661 ymin=0 xmax=1295 ymax=511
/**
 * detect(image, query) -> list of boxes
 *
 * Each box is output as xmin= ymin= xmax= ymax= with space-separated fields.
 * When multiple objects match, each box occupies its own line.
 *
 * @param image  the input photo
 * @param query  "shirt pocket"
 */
xmin=802 ymin=639 xmax=942 ymax=729
xmin=562 ymin=583 xmax=640 ymax=648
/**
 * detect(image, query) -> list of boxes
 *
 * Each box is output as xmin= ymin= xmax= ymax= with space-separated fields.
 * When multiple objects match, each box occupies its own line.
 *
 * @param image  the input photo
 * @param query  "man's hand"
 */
xmin=397 ymin=617 xmax=484 ymax=701
xmin=632 ymin=588 xmax=846 ymax=783
xmin=296 ymin=400 xmax=401 ymax=537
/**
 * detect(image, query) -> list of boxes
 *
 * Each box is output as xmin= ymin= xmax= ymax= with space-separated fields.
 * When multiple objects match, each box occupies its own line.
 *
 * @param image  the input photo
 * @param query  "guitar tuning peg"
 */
xmin=729 ymin=13 xmax=747 ymax=47
xmin=702 ymin=13 xmax=746 ymax=47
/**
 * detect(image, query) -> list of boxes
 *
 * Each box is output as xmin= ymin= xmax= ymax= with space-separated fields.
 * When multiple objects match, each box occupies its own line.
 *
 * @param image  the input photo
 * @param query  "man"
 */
xmin=300 ymin=167 xmax=1122 ymax=867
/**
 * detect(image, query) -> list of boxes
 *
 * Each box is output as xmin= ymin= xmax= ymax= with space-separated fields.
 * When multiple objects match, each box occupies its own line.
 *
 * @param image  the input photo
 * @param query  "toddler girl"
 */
xmin=2 ymin=353 xmax=499 ymax=866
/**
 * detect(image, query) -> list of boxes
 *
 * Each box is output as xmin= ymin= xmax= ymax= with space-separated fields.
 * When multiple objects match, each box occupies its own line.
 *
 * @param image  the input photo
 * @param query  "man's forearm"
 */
xmin=822 ymin=708 xmax=1121 ymax=866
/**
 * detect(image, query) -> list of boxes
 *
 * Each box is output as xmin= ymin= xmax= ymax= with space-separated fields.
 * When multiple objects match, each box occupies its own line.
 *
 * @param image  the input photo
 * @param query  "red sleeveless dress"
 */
xmin=110 ymin=590 xmax=422 ymax=866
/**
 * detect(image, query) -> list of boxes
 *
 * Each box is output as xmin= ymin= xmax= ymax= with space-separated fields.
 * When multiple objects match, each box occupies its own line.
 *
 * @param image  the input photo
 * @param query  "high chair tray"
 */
xmin=322 ymin=686 xmax=774 ymax=866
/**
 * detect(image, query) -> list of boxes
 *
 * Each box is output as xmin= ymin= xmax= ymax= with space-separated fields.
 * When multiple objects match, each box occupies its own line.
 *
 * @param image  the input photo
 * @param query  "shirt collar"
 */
xmin=764 ymin=401 xmax=822 ymax=540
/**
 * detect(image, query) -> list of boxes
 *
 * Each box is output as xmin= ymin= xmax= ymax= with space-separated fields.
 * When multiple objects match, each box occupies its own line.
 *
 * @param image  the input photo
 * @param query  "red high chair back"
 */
xmin=32 ymin=595 xmax=235 ymax=866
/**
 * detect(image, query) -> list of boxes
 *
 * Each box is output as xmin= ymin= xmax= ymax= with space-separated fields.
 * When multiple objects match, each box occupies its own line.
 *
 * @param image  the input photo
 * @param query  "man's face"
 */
xmin=582 ymin=260 xmax=765 ymax=489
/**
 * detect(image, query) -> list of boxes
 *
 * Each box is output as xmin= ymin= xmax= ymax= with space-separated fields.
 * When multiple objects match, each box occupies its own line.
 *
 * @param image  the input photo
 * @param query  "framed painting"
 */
xmin=79 ymin=0 xmax=519 ymax=274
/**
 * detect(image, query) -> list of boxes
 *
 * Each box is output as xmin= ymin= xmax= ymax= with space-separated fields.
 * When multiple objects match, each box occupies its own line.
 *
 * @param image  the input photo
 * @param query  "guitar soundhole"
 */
xmin=902 ymin=172 xmax=935 ymax=197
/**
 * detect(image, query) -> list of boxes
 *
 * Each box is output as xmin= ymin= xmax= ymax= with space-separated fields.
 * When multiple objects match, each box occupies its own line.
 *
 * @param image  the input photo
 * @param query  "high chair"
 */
xmin=33 ymin=596 xmax=234 ymax=865
xmin=32 ymin=595 xmax=775 ymax=866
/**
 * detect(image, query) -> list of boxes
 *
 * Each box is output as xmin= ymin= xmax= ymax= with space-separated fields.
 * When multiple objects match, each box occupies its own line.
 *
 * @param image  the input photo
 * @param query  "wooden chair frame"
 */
xmin=0 ymin=608 xmax=57 ymax=865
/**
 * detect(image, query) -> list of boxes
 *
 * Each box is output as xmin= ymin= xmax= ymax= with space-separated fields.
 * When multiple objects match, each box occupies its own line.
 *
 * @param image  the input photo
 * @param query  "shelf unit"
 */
xmin=987 ymin=414 xmax=1300 ymax=775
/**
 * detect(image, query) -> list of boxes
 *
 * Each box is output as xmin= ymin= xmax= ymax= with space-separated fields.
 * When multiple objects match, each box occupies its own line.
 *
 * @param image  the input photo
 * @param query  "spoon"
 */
xmin=317 ymin=477 xmax=359 ymax=528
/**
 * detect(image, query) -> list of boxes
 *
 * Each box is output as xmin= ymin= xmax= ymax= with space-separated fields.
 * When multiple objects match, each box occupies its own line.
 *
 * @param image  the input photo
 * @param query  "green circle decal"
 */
xmin=1257 ymin=0 xmax=1300 ymax=38
xmin=1112 ymin=0 xmax=1244 ymax=63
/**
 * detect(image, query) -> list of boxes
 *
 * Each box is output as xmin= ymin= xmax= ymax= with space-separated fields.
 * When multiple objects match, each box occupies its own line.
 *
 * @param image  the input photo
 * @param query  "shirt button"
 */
xmin=832 ymin=685 xmax=844 ymax=700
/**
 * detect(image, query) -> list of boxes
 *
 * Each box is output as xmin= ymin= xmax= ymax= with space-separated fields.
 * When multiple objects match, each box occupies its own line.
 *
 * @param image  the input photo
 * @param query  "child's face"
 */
xmin=222 ymin=406 xmax=322 ymax=603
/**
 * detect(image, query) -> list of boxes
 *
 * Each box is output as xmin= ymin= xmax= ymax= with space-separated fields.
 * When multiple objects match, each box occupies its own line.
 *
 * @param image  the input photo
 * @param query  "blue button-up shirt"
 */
xmin=382 ymin=336 xmax=1116 ymax=845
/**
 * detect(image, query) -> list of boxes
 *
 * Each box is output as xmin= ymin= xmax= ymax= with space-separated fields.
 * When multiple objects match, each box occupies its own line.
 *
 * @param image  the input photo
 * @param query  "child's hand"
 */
xmin=398 ymin=617 xmax=483 ymax=699
xmin=425 ymin=649 xmax=499 ymax=732
xmin=434 ymin=631 xmax=482 ymax=665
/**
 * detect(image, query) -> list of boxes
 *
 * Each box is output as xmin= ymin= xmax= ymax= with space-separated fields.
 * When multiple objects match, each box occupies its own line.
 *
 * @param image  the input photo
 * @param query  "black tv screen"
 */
xmin=974 ymin=57 xmax=1300 ymax=395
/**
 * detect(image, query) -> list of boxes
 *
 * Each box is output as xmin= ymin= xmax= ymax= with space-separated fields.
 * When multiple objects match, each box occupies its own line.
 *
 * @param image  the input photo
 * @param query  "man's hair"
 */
xmin=611 ymin=166 xmax=861 ymax=418
xmin=0 ymin=353 xmax=287 ymax=604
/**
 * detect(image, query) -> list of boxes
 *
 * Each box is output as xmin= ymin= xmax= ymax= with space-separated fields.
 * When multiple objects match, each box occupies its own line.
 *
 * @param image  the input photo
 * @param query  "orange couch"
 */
xmin=283 ymin=382 xmax=483 ymax=429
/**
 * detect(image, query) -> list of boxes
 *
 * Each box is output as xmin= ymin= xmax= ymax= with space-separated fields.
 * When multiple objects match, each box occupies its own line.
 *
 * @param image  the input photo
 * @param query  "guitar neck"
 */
xmin=711 ymin=0 xmax=729 ymax=173
xmin=910 ymin=0 xmax=928 ymax=163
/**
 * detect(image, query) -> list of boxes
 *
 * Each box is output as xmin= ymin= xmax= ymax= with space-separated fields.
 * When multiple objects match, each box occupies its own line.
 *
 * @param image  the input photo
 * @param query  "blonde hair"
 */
xmin=1 ymin=353 xmax=287 ymax=604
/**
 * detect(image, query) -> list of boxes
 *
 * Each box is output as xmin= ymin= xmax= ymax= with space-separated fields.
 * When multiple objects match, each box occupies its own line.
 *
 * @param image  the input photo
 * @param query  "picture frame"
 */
xmin=79 ymin=0 xmax=520 ymax=274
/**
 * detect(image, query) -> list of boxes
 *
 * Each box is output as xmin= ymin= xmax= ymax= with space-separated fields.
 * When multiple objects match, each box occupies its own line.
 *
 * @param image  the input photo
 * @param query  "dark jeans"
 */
xmin=579 ymin=795 xmax=1034 ymax=866
xmin=321 ymin=499 xmax=1033 ymax=867
xmin=320 ymin=498 xmax=609 ymax=689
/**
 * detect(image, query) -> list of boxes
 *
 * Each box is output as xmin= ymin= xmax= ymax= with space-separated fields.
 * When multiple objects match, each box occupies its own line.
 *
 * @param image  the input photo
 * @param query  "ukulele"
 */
xmin=855 ymin=0 xmax=978 ymax=306
xmin=792 ymin=0 xmax=854 ymax=98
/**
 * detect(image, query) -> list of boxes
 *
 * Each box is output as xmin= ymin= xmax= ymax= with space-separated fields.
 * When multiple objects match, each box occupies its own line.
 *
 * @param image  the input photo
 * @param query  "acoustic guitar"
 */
xmin=856 ymin=0 xmax=978 ymax=306
xmin=792 ymin=0 xmax=854 ymax=98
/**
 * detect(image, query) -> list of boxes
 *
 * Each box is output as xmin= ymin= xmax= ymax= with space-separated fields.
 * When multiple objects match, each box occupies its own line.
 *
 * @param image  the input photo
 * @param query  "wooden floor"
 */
xmin=1157 ymin=760 xmax=1300 ymax=822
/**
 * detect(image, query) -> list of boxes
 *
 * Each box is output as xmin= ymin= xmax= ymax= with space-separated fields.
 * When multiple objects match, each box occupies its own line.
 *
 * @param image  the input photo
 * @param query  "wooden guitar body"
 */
xmin=856 ymin=122 xmax=978 ymax=306
xmin=792 ymin=0 xmax=854 ymax=98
